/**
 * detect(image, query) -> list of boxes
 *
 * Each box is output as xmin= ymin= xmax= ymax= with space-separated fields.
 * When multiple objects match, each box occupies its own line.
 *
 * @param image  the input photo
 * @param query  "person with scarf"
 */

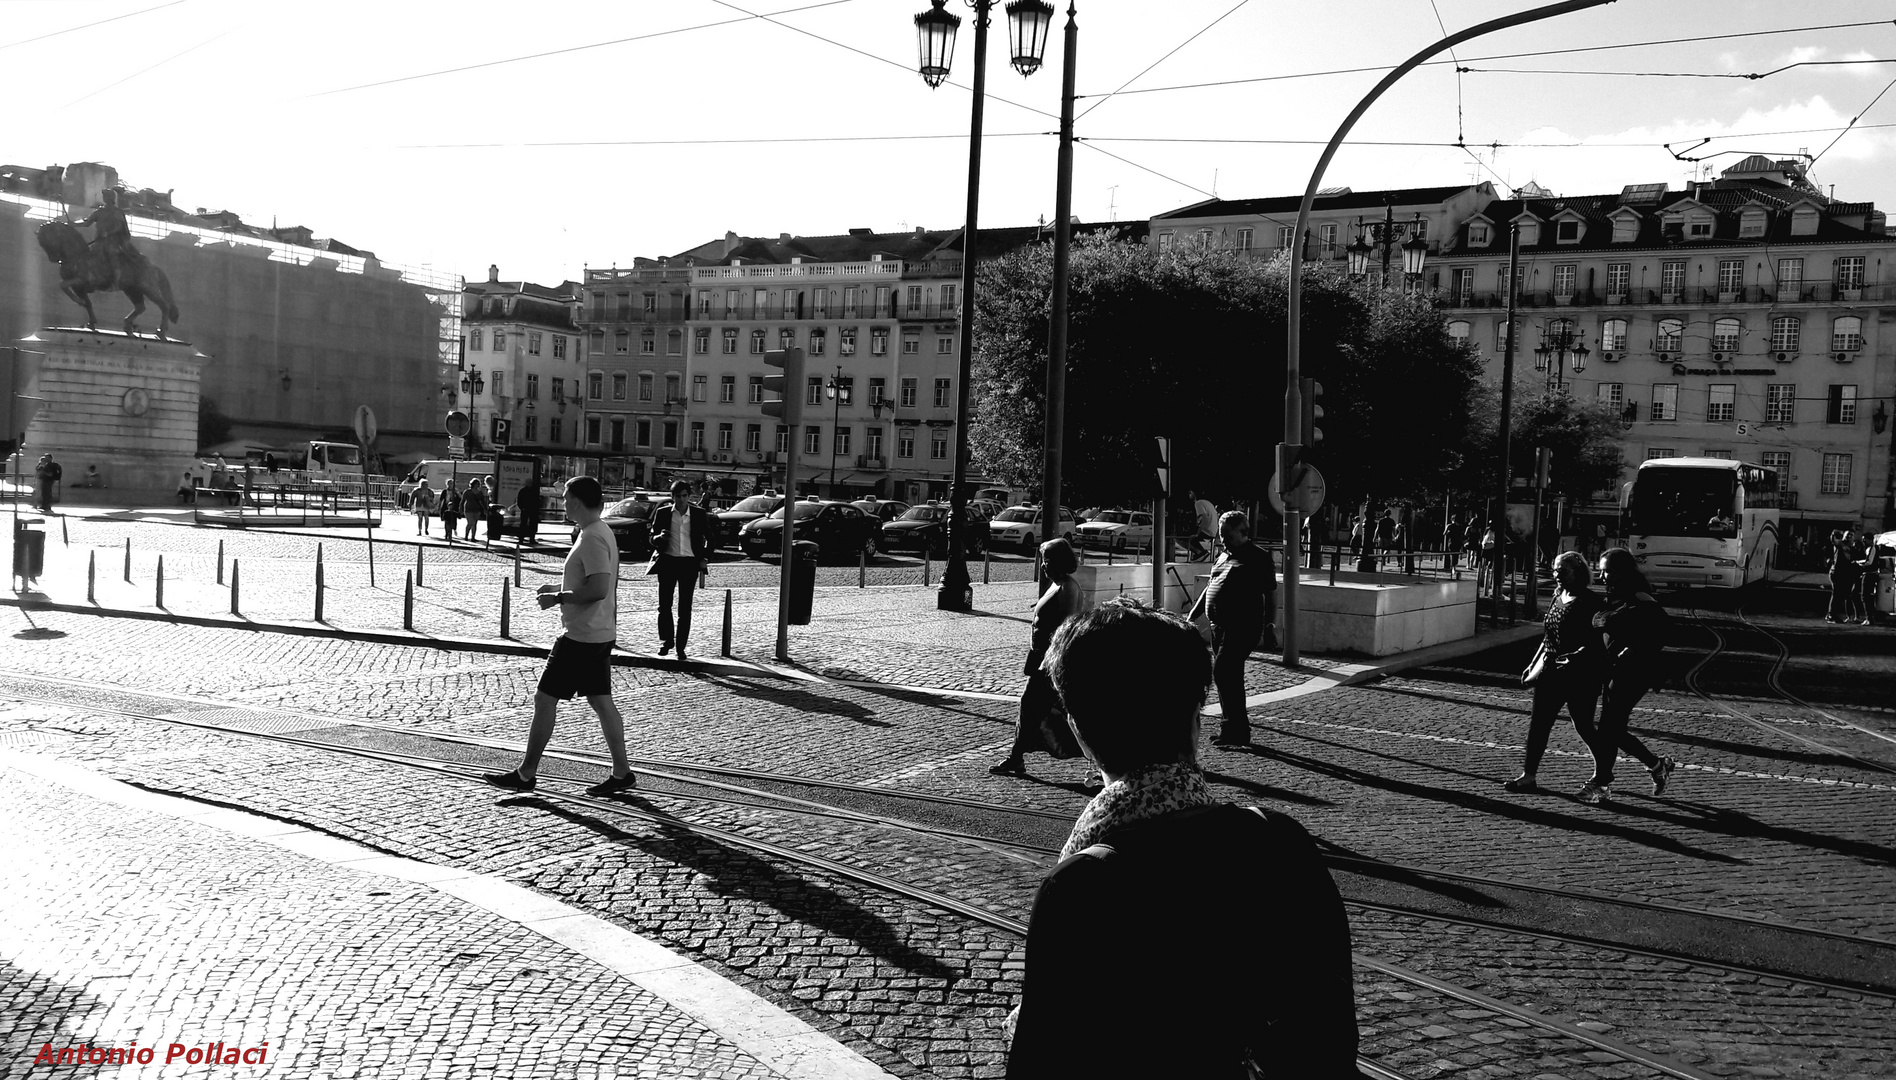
xmin=1005 ymin=599 xmax=1360 ymax=1079
xmin=991 ymin=538 xmax=1085 ymax=778
xmin=1584 ymin=547 xmax=1678 ymax=804
xmin=1503 ymin=551 xmax=1603 ymax=795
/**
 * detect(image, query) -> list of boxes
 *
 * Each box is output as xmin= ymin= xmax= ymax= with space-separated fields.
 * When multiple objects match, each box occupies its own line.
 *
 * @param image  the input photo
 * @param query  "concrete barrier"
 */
xmin=1296 ymin=573 xmax=1478 ymax=656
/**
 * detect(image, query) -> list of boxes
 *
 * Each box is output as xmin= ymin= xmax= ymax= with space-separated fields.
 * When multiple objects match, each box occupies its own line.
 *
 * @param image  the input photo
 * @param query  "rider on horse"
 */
xmin=77 ymin=188 xmax=139 ymax=289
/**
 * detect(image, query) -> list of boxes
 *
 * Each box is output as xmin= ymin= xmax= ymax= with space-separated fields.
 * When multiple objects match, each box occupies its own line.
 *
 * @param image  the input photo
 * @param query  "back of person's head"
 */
xmin=1045 ymin=599 xmax=1209 ymax=774
xmin=1040 ymin=537 xmax=1078 ymax=577
xmin=1217 ymin=510 xmax=1249 ymax=539
xmin=1598 ymin=546 xmax=1648 ymax=593
xmin=566 ymin=475 xmax=604 ymax=510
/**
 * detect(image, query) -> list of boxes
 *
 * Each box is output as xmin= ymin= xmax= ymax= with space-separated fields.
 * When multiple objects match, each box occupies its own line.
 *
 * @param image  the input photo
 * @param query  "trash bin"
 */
xmin=12 ymin=522 xmax=44 ymax=582
xmin=788 ymin=540 xmax=820 ymax=625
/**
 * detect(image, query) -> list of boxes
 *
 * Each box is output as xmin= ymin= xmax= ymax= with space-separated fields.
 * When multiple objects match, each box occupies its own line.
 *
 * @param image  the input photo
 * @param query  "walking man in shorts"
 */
xmin=483 ymin=476 xmax=637 ymax=796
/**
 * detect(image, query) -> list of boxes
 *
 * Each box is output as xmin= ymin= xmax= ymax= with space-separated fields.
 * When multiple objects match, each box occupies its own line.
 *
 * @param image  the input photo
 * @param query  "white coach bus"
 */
xmin=1620 ymin=457 xmax=1780 ymax=588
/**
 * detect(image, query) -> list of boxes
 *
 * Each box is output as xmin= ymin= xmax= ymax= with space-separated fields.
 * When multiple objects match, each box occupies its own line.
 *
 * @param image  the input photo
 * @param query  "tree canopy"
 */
xmin=967 ymin=236 xmax=1486 ymax=511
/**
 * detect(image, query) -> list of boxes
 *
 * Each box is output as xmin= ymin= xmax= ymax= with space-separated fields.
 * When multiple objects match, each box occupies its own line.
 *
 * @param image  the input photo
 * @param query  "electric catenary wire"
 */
xmin=1812 ymin=71 xmax=1896 ymax=166
xmin=0 ymin=0 xmax=187 ymax=54
xmin=1425 ymin=0 xmax=1464 ymax=148
xmin=1457 ymin=59 xmax=1896 ymax=80
xmin=1072 ymin=0 xmax=1249 ymax=123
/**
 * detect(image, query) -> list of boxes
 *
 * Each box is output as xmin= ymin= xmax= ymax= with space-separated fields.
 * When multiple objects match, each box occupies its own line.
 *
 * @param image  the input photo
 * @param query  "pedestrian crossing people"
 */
xmin=1189 ymin=512 xmax=1276 ymax=748
xmin=991 ymin=538 xmax=1084 ymax=777
xmin=1585 ymin=547 xmax=1677 ymax=804
xmin=1504 ymin=552 xmax=1603 ymax=795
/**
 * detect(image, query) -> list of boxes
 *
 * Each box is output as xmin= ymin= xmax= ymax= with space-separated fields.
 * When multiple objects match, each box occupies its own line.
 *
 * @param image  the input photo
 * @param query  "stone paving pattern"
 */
xmin=4 ymin=516 xmax=1895 ymax=1079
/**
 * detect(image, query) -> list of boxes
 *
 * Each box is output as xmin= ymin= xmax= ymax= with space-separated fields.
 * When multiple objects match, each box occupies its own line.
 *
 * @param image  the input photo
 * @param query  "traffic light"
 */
xmin=761 ymin=348 xmax=805 ymax=426
xmin=1301 ymin=377 xmax=1323 ymax=450
xmin=491 ymin=416 xmax=512 ymax=446
xmin=1152 ymin=436 xmax=1171 ymax=498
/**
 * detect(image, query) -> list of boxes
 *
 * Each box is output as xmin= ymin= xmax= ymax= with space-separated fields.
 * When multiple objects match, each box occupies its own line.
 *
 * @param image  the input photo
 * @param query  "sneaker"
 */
xmin=1576 ymin=780 xmax=1611 ymax=805
xmin=482 ymin=769 xmax=535 ymax=792
xmin=1502 ymin=773 xmax=1538 ymax=793
xmin=586 ymin=773 xmax=638 ymax=797
xmin=988 ymin=758 xmax=1026 ymax=777
xmin=1649 ymin=757 xmax=1676 ymax=797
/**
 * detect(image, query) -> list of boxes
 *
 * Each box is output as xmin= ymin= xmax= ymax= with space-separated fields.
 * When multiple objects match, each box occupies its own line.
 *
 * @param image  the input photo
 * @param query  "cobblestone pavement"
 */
xmin=3 ymin=543 xmax=1894 ymax=1078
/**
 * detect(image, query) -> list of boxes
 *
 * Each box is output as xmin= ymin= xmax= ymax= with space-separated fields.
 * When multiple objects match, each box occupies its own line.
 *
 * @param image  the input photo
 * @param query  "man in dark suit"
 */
xmin=649 ymin=479 xmax=715 ymax=659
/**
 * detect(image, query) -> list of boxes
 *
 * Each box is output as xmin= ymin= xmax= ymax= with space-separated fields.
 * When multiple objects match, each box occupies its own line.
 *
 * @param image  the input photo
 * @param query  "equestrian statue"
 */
xmin=36 ymin=188 xmax=182 ymax=339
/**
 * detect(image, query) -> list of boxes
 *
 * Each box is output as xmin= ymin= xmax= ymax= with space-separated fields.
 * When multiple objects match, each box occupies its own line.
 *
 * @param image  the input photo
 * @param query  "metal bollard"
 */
xmin=123 ymin=537 xmax=131 ymax=583
xmin=61 ymin=517 xmax=68 ymax=546
xmin=513 ymin=543 xmax=522 ymax=588
xmin=403 ymin=570 xmax=414 ymax=631
xmin=498 ymin=577 xmax=510 ymax=639
xmin=983 ymin=545 xmax=991 ymax=584
xmin=722 ymin=588 xmax=733 ymax=658
xmin=216 ymin=539 xmax=224 ymax=585
xmin=87 ymin=550 xmax=95 ymax=603
xmin=230 ymin=560 xmax=241 ymax=616
xmin=922 ymin=555 xmax=930 ymax=587
xmin=416 ymin=545 xmax=425 ymax=588
xmin=859 ymin=546 xmax=867 ymax=588
xmin=155 ymin=555 xmax=164 ymax=608
xmin=1107 ymin=541 xmax=1115 ymax=566
xmin=314 ymin=552 xmax=325 ymax=622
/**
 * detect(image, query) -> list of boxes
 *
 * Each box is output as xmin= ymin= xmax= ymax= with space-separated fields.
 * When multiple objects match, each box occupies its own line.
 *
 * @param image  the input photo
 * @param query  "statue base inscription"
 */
xmin=16 ymin=329 xmax=209 ymax=500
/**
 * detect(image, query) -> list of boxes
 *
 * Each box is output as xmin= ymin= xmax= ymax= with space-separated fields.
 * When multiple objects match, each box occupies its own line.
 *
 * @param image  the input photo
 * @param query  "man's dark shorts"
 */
xmin=538 ymin=637 xmax=616 ymax=700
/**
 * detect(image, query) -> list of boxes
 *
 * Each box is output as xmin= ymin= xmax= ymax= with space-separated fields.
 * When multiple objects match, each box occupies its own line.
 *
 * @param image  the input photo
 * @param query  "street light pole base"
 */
xmin=937 ymin=559 xmax=974 ymax=612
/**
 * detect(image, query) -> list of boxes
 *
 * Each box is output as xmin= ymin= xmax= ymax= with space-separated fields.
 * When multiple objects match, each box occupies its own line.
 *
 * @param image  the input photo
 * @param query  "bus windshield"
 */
xmin=319 ymin=443 xmax=362 ymax=466
xmin=1629 ymin=468 xmax=1738 ymax=537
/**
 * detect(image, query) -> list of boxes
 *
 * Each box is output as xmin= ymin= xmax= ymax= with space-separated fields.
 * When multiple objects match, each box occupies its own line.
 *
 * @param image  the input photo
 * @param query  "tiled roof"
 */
xmin=1443 ymin=184 xmax=1882 ymax=257
xmin=1151 ymin=185 xmax=1480 ymax=219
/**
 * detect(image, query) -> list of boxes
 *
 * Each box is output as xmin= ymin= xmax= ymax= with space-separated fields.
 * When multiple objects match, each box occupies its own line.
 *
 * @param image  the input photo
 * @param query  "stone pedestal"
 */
xmin=16 ymin=328 xmax=209 ymax=499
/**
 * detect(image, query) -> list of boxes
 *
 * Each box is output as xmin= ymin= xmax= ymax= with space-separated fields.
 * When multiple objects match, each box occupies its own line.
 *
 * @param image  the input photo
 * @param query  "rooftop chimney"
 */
xmin=488 ymin=264 xmax=499 ymax=283
xmin=723 ymin=230 xmax=740 ymax=258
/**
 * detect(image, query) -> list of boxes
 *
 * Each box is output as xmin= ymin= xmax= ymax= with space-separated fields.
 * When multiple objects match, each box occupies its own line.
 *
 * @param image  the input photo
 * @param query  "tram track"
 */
xmin=5 ymin=671 xmax=1889 ymax=1078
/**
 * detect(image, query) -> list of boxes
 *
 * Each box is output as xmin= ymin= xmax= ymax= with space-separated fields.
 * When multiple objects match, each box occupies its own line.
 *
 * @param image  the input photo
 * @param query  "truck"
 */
xmin=181 ymin=440 xmax=366 ymax=502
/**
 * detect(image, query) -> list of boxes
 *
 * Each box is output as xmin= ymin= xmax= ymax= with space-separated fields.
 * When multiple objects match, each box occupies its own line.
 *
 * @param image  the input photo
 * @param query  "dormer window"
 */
xmin=1556 ymin=220 xmax=1580 ymax=243
xmin=1689 ymin=221 xmax=1712 ymax=238
xmin=1469 ymin=223 xmax=1490 ymax=246
xmin=1610 ymin=212 xmax=1639 ymax=243
xmin=1739 ymin=208 xmax=1767 ymax=238
xmin=1517 ymin=220 xmax=1540 ymax=245
xmin=1790 ymin=206 xmax=1820 ymax=237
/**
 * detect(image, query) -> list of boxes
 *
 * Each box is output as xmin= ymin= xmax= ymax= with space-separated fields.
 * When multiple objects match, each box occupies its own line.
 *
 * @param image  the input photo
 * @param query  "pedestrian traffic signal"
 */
xmin=491 ymin=417 xmax=512 ymax=446
xmin=1301 ymin=377 xmax=1323 ymax=448
xmin=1152 ymin=435 xmax=1171 ymax=498
xmin=761 ymin=347 xmax=805 ymax=426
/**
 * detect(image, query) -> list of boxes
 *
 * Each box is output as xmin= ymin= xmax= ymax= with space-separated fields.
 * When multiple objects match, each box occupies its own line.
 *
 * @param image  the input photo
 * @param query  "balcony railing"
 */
xmin=1439 ymin=282 xmax=1893 ymax=310
xmin=683 ymin=299 xmax=953 ymax=322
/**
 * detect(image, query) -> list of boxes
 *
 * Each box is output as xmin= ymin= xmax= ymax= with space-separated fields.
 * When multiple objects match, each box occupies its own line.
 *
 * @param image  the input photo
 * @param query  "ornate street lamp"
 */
xmin=1535 ymin=323 xmax=1587 ymax=387
xmin=826 ymin=366 xmax=849 ymax=495
xmin=1346 ymin=235 xmax=1372 ymax=277
xmin=913 ymin=0 xmax=1050 ymax=611
xmin=460 ymin=368 xmax=485 ymax=396
xmin=1005 ymin=0 xmax=1054 ymax=75
xmin=1402 ymin=231 xmax=1430 ymax=277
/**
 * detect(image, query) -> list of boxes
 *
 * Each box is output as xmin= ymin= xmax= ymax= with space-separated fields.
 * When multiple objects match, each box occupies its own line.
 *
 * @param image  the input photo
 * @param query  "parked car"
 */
xmin=968 ymin=497 xmax=1007 ymax=521
xmin=714 ymin=494 xmax=785 ymax=548
xmin=739 ymin=499 xmax=880 ymax=560
xmin=851 ymin=498 xmax=911 ymax=525
xmin=881 ymin=502 xmax=987 ymax=557
xmin=598 ymin=495 xmax=659 ymax=558
xmin=1075 ymin=508 xmax=1154 ymax=551
xmin=987 ymin=504 xmax=1079 ymax=554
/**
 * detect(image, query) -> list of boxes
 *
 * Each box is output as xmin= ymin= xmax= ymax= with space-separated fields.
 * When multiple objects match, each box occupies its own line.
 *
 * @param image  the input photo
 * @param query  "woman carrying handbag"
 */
xmin=1582 ymin=547 xmax=1678 ymax=804
xmin=1503 ymin=551 xmax=1604 ymax=794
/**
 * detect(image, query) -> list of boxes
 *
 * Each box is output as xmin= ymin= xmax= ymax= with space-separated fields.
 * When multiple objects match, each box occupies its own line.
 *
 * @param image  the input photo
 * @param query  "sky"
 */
xmin=8 ymin=0 xmax=1896 ymax=286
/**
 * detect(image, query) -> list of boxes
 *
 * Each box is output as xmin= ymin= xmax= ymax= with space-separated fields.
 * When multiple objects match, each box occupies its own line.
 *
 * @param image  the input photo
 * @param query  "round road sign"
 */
xmin=354 ymin=404 xmax=379 ymax=445
xmin=444 ymin=410 xmax=471 ymax=438
xmin=1267 ymin=464 xmax=1327 ymax=516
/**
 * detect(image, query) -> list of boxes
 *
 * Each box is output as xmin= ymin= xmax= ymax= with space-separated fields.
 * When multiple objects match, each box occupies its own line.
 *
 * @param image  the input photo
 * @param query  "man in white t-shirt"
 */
xmin=484 ymin=476 xmax=636 ymax=797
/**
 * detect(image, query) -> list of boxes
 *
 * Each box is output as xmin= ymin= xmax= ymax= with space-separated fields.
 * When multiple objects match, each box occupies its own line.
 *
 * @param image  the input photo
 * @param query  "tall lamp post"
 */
xmin=914 ymin=0 xmax=1052 ymax=612
xmin=1346 ymin=209 xmax=1429 ymax=290
xmin=825 ymin=366 xmax=849 ymax=495
xmin=1279 ymin=0 xmax=1612 ymax=665
xmin=1532 ymin=321 xmax=1588 ymax=391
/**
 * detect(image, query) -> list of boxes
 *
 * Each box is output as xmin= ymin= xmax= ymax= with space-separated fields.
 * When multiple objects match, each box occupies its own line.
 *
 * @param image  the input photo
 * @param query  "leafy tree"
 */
xmin=967 ymin=237 xmax=1482 ymax=512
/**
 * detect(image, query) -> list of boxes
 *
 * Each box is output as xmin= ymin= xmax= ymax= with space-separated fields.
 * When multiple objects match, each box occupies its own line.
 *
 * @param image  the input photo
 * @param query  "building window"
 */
xmin=490 ymin=371 xmax=503 ymax=397
xmin=871 ymin=328 xmax=889 ymax=356
xmin=906 ymin=285 xmax=923 ymax=315
xmin=1766 ymin=383 xmax=1795 ymax=424
xmin=527 ymin=332 xmax=542 ymax=356
xmin=779 ymin=328 xmax=796 ymax=350
xmin=1651 ymin=383 xmax=1678 ymax=421
xmin=835 ymin=427 xmax=851 ymax=457
xmin=1707 ymin=383 xmax=1735 ymax=423
xmin=629 ymin=372 xmax=644 ymax=401
xmin=662 ymin=421 xmax=678 ymax=450
xmin=667 ymin=329 xmax=682 ymax=355
xmin=549 ymin=418 xmax=563 ymax=444
xmin=1605 ymin=263 xmax=1630 ymax=298
xmin=1712 ymin=318 xmax=1741 ymax=353
xmin=695 ymin=328 xmax=710 ymax=354
xmin=868 ymin=378 xmax=886 ymax=405
xmin=1776 ymin=257 xmax=1804 ymax=297
xmin=745 ymin=424 xmax=762 ymax=453
xmin=525 ymin=374 xmax=539 ymax=400
xmin=804 ymin=426 xmax=821 ymax=455
xmin=552 ymin=335 xmax=567 ymax=359
xmin=1469 ymin=223 xmax=1490 ymax=246
xmin=523 ymin=415 xmax=537 ymax=442
xmin=586 ymin=416 xmax=602 ymax=444
xmin=1158 ymin=232 xmax=1175 ymax=252
xmin=588 ymin=372 xmax=604 ymax=399
xmin=689 ymin=422 xmax=705 ymax=452
xmin=1320 ymin=223 xmax=1338 ymax=258
xmin=1648 ymin=447 xmax=1677 ymax=459
xmin=1236 ymin=227 xmax=1254 ymax=251
xmin=748 ymin=375 xmax=764 ymax=404
xmin=1446 ymin=320 xmax=1470 ymax=344
xmin=940 ymin=284 xmax=956 ymax=310
xmin=1827 ymin=384 xmax=1858 ymax=425
xmin=1451 ymin=268 xmax=1474 ymax=304
xmin=719 ymin=375 xmax=735 ymax=403
xmin=839 ymin=328 xmax=857 ymax=356
xmin=938 ymin=336 xmax=953 ymax=354
xmin=722 ymin=328 xmax=738 ymax=354
xmin=810 ymin=328 xmax=827 ymax=356
xmin=665 ymin=374 xmax=680 ymax=402
xmin=775 ymin=425 xmax=789 ymax=455
xmin=1832 ymin=316 xmax=1863 ymax=352
xmin=750 ymin=329 xmax=766 ymax=355
xmin=1197 ymin=228 xmax=1214 ymax=248
xmin=1761 ymin=451 xmax=1791 ymax=493
xmin=470 ymin=329 xmax=483 ymax=350
xmin=1556 ymin=220 xmax=1580 ymax=242
xmin=1597 ymin=382 xmax=1624 ymax=412
xmin=930 ymin=433 xmax=948 ymax=459
xmin=1277 ymin=225 xmax=1294 ymax=250
xmin=811 ymin=289 xmax=830 ymax=318
xmin=614 ymin=330 xmax=629 ymax=354
xmin=717 ymin=422 xmax=733 ymax=451
xmin=1657 ymin=318 xmax=1684 ymax=353
xmin=1770 ymin=316 xmax=1800 ymax=352
xmin=639 ymin=331 xmax=655 ymax=356
xmin=866 ymin=427 xmax=883 ymax=459
xmin=634 ymin=419 xmax=649 ymax=448
xmin=843 ymin=286 xmax=859 ymax=316
xmin=1552 ymin=264 xmax=1576 ymax=297
xmin=901 ymin=377 xmax=918 ymax=408
xmin=1718 ymin=259 xmax=1743 ymax=295
xmin=874 ymin=286 xmax=890 ymax=317
xmin=1601 ymin=318 xmax=1628 ymax=351
xmin=1836 ymin=256 xmax=1866 ymax=290
xmin=1821 ymin=453 xmax=1852 ymax=495
xmin=697 ymin=290 xmax=713 ymax=316
xmin=902 ymin=335 xmax=919 ymax=355
xmin=933 ymin=378 xmax=951 ymax=408
xmin=494 ymin=331 xmax=506 ymax=350
xmin=806 ymin=377 xmax=823 ymax=406
xmin=643 ymin=292 xmax=657 ymax=315
xmin=1660 ymin=260 xmax=1686 ymax=296
xmin=898 ymin=429 xmax=916 ymax=458
xmin=1495 ymin=318 xmax=1518 ymax=351
xmin=551 ymin=377 xmax=565 ymax=403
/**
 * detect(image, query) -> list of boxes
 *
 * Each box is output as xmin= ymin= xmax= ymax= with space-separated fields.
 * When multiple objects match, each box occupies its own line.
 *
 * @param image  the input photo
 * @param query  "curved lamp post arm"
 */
xmin=1280 ymin=0 xmax=1614 ymax=666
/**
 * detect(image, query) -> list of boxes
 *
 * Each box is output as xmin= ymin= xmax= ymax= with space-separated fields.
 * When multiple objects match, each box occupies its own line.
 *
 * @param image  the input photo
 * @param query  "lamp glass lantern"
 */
xmin=914 ymin=0 xmax=961 ymax=88
xmin=1401 ymin=231 xmax=1429 ymax=276
xmin=1532 ymin=344 xmax=1552 ymax=372
xmin=1346 ymin=236 xmax=1372 ymax=276
xmin=1569 ymin=341 xmax=1590 ymax=373
xmin=1004 ymin=0 xmax=1054 ymax=76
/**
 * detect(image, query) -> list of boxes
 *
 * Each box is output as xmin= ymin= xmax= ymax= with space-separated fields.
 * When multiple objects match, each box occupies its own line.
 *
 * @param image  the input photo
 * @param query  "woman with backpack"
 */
xmin=1583 ymin=547 xmax=1678 ymax=805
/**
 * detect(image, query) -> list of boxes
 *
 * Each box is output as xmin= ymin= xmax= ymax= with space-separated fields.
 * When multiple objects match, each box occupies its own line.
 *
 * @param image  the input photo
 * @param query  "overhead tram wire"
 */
xmin=1812 ymin=70 xmax=1896 ymax=166
xmin=1072 ymin=0 xmax=1250 ymax=123
xmin=1457 ymin=58 xmax=1896 ymax=80
xmin=395 ymin=132 xmax=1050 ymax=150
xmin=309 ymin=0 xmax=862 ymax=99
xmin=65 ymin=30 xmax=235 ymax=109
xmin=1424 ymin=0 xmax=1466 ymax=149
xmin=1071 ymin=18 xmax=1896 ymax=101
xmin=0 ymin=0 xmax=186 ymax=54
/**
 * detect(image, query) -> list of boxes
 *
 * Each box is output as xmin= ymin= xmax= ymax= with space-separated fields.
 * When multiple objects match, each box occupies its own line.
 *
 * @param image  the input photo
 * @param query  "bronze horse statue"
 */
xmin=36 ymin=220 xmax=181 ymax=339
